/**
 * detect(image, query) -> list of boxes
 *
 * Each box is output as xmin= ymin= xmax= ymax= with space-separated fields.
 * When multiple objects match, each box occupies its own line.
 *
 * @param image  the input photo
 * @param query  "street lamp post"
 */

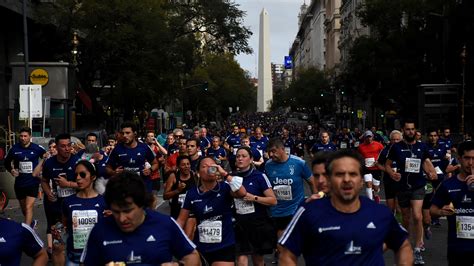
xmin=460 ymin=45 xmax=467 ymax=134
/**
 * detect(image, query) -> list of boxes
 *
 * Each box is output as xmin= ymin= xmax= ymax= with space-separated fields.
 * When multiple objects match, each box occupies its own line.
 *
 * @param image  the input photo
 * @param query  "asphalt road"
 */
xmin=3 ymin=184 xmax=449 ymax=265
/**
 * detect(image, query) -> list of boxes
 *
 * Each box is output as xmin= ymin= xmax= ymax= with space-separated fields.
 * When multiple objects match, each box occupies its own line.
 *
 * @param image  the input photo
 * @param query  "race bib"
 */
xmin=434 ymin=166 xmax=444 ymax=175
xmin=284 ymin=147 xmax=291 ymax=155
xmin=456 ymin=216 xmax=474 ymax=239
xmin=57 ymin=187 xmax=76 ymax=198
xmin=72 ymin=210 xmax=98 ymax=249
xmin=340 ymin=142 xmax=348 ymax=149
xmin=365 ymin=158 xmax=376 ymax=168
xmin=234 ymin=198 xmax=255 ymax=215
xmin=274 ymin=185 xmax=292 ymax=200
xmin=178 ymin=193 xmax=186 ymax=206
xmin=354 ymin=141 xmax=360 ymax=148
xmin=405 ymin=158 xmax=421 ymax=173
xmin=198 ymin=220 xmax=222 ymax=243
xmin=19 ymin=161 xmax=33 ymax=174
xmin=198 ymin=151 xmax=202 ymax=156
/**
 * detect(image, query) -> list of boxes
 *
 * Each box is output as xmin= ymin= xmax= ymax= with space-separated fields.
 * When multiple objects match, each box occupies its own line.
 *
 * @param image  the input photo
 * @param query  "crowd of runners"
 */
xmin=1 ymin=112 xmax=473 ymax=265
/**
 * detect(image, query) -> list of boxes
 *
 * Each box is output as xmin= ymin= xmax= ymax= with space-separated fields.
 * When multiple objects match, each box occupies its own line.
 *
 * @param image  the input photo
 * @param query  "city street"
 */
xmin=3 ymin=185 xmax=448 ymax=265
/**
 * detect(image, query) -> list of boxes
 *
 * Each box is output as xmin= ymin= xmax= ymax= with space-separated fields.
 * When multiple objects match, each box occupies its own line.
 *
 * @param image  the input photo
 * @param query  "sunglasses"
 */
xmin=76 ymin=172 xmax=88 ymax=178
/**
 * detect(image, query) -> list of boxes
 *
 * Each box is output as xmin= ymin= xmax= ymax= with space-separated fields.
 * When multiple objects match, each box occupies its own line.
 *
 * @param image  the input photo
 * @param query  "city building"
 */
xmin=289 ymin=0 xmax=327 ymax=76
xmin=339 ymin=0 xmax=370 ymax=69
xmin=324 ymin=0 xmax=341 ymax=71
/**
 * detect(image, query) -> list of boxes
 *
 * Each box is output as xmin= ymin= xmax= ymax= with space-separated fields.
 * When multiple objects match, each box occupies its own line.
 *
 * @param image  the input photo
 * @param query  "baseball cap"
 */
xmin=363 ymin=130 xmax=374 ymax=138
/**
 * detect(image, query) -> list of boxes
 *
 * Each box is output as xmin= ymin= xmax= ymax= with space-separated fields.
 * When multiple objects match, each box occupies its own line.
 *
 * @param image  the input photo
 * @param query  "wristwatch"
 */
xmin=254 ymin=196 xmax=258 ymax=201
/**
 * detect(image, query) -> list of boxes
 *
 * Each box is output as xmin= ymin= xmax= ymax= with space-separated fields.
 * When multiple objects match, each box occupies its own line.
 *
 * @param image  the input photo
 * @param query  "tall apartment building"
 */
xmin=289 ymin=0 xmax=341 ymax=76
xmin=289 ymin=0 xmax=327 ymax=76
xmin=324 ymin=0 xmax=341 ymax=70
xmin=339 ymin=0 xmax=369 ymax=69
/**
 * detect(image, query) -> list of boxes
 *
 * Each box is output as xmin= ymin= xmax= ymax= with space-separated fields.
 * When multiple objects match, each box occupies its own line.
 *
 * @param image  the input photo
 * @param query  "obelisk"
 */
xmin=257 ymin=8 xmax=272 ymax=112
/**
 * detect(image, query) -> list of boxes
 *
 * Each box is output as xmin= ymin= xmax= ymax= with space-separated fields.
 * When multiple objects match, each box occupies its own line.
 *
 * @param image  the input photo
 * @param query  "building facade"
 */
xmin=339 ymin=0 xmax=369 ymax=69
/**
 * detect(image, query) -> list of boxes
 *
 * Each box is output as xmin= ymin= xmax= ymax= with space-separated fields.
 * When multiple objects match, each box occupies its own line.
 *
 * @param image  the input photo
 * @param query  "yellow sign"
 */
xmin=29 ymin=69 xmax=49 ymax=86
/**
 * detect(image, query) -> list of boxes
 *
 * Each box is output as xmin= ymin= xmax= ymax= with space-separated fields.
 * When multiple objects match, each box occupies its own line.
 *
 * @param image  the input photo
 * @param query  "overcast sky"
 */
xmin=234 ymin=0 xmax=303 ymax=78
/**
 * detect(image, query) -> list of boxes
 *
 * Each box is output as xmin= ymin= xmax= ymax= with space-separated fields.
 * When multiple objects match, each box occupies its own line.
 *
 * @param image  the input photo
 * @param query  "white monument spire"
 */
xmin=257 ymin=8 xmax=272 ymax=112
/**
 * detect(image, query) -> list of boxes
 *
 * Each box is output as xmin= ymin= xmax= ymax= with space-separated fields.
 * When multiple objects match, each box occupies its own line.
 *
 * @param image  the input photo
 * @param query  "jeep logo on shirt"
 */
xmin=273 ymin=177 xmax=293 ymax=185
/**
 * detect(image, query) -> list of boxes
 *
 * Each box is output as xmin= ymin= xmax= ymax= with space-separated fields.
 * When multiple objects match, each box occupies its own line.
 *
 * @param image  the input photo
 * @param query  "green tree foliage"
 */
xmin=341 ymin=0 xmax=474 ymax=117
xmin=34 ymin=0 xmax=252 ymax=117
xmin=186 ymin=53 xmax=256 ymax=119
xmin=273 ymin=67 xmax=330 ymax=112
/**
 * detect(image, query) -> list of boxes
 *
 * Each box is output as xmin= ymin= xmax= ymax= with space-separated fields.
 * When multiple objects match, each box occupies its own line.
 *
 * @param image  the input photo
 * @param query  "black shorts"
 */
xmin=363 ymin=169 xmax=382 ymax=181
xmin=422 ymin=182 xmax=434 ymax=210
xmin=14 ymin=184 xmax=39 ymax=200
xmin=200 ymin=244 xmax=235 ymax=265
xmin=272 ymin=216 xmax=293 ymax=231
xmin=151 ymin=179 xmax=161 ymax=191
xmin=383 ymin=174 xmax=400 ymax=200
xmin=43 ymin=197 xmax=64 ymax=234
xmin=448 ymin=251 xmax=474 ymax=266
xmin=235 ymin=217 xmax=276 ymax=255
xmin=397 ymin=186 xmax=425 ymax=208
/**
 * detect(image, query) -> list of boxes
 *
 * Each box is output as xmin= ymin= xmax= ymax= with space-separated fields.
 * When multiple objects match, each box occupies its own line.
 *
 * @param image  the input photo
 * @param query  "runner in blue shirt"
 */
xmin=39 ymin=133 xmax=80 ymax=264
xmin=106 ymin=121 xmax=158 ymax=192
xmin=310 ymin=131 xmax=337 ymax=157
xmin=250 ymin=126 xmax=269 ymax=158
xmin=4 ymin=127 xmax=47 ymax=227
xmin=376 ymin=130 xmax=402 ymax=215
xmin=281 ymin=127 xmax=295 ymax=155
xmin=240 ymin=135 xmax=264 ymax=168
xmin=430 ymin=141 xmax=474 ymax=266
xmin=206 ymin=136 xmax=228 ymax=162
xmin=224 ymin=125 xmax=242 ymax=170
xmin=177 ymin=157 xmax=246 ymax=265
xmin=265 ymin=137 xmax=317 ymax=260
xmin=279 ymin=150 xmax=413 ymax=265
xmin=233 ymin=147 xmax=277 ymax=266
xmin=0 ymin=216 xmax=48 ymax=266
xmin=385 ymin=120 xmax=437 ymax=264
xmin=81 ymin=171 xmax=200 ymax=265
xmin=60 ymin=160 xmax=107 ymax=265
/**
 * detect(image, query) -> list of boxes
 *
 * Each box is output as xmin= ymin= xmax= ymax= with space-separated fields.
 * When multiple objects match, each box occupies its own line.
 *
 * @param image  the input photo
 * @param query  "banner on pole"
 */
xmin=19 ymin=85 xmax=43 ymax=119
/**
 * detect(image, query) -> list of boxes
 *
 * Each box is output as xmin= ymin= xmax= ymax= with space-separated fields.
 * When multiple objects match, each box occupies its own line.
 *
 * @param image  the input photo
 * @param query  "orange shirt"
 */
xmin=357 ymin=141 xmax=384 ymax=170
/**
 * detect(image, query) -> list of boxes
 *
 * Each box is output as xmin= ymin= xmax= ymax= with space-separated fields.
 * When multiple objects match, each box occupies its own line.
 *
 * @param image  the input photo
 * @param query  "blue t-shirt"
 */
xmin=431 ymin=175 xmax=474 ymax=255
xmin=279 ymin=197 xmax=408 ymax=266
xmin=387 ymin=141 xmax=431 ymax=190
xmin=62 ymin=194 xmax=107 ymax=262
xmin=200 ymin=136 xmax=212 ymax=153
xmin=282 ymin=137 xmax=295 ymax=155
xmin=265 ymin=155 xmax=312 ymax=217
xmin=438 ymin=137 xmax=453 ymax=150
xmin=311 ymin=142 xmax=337 ymax=153
xmin=42 ymin=155 xmax=80 ymax=199
xmin=234 ymin=168 xmax=272 ymax=219
xmin=427 ymin=144 xmax=449 ymax=179
xmin=106 ymin=142 xmax=156 ymax=176
xmin=182 ymin=182 xmax=235 ymax=252
xmin=0 ymin=219 xmax=44 ymax=266
xmin=81 ymin=209 xmax=196 ymax=265
xmin=250 ymin=135 xmax=269 ymax=154
xmin=225 ymin=133 xmax=241 ymax=159
xmin=5 ymin=142 xmax=46 ymax=188
xmin=206 ymin=147 xmax=227 ymax=159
